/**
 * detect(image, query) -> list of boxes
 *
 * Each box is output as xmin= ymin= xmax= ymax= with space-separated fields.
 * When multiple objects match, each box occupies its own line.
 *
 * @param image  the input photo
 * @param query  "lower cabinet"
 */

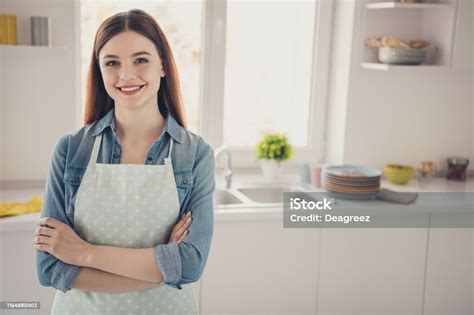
xmin=199 ymin=212 xmax=472 ymax=314
xmin=316 ymin=228 xmax=429 ymax=315
xmin=200 ymin=214 xmax=320 ymax=314
xmin=423 ymin=215 xmax=473 ymax=315
xmin=1 ymin=228 xmax=56 ymax=315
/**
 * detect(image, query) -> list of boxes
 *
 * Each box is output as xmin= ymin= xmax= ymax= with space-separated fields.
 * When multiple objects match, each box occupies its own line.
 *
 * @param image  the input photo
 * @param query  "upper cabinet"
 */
xmin=360 ymin=0 xmax=459 ymax=70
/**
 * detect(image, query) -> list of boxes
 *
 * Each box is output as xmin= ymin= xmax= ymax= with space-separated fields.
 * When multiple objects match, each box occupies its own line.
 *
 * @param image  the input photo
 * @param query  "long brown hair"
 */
xmin=83 ymin=9 xmax=187 ymax=128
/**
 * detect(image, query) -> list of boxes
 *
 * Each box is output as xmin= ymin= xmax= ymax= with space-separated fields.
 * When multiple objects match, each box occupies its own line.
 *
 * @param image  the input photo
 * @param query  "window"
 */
xmin=223 ymin=1 xmax=316 ymax=148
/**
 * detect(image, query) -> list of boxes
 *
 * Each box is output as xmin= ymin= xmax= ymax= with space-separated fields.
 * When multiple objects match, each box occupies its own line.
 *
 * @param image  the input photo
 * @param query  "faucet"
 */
xmin=214 ymin=144 xmax=232 ymax=189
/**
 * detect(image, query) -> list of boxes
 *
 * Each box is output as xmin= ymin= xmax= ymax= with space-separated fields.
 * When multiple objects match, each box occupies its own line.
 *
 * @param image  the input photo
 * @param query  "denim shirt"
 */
xmin=35 ymin=107 xmax=215 ymax=293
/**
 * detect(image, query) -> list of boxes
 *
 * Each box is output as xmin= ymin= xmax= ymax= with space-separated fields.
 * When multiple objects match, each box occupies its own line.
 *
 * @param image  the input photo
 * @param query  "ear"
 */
xmin=161 ymin=68 xmax=166 ymax=77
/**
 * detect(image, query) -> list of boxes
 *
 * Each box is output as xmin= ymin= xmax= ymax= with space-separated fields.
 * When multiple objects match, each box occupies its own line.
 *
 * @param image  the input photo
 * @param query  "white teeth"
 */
xmin=121 ymin=86 xmax=141 ymax=92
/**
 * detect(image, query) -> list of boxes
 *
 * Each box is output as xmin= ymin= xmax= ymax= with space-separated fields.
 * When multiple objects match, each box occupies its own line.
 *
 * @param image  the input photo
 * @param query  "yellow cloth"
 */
xmin=0 ymin=195 xmax=43 ymax=218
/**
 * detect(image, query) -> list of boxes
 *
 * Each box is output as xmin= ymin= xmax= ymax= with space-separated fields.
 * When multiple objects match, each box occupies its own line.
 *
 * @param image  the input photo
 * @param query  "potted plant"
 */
xmin=255 ymin=132 xmax=293 ymax=177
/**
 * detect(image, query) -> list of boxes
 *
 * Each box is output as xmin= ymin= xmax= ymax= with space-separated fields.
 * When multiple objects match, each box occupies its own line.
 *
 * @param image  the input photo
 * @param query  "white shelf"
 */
xmin=0 ymin=44 xmax=69 ymax=60
xmin=366 ymin=2 xmax=453 ymax=10
xmin=361 ymin=0 xmax=459 ymax=68
xmin=0 ymin=44 xmax=68 ymax=53
xmin=361 ymin=62 xmax=450 ymax=70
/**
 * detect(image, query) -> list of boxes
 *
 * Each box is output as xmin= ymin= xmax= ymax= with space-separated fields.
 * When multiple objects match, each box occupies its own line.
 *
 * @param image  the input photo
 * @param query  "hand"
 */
xmin=169 ymin=211 xmax=192 ymax=244
xmin=34 ymin=217 xmax=91 ymax=266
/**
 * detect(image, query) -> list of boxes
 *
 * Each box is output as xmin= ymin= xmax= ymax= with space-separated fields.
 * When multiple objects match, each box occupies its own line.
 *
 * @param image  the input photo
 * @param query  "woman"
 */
xmin=34 ymin=9 xmax=215 ymax=314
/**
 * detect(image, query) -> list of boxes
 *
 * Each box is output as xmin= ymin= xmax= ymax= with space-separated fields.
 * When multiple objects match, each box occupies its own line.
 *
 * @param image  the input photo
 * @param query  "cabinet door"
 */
xmin=317 ymin=228 xmax=428 ymax=315
xmin=200 ymin=215 xmax=320 ymax=314
xmin=192 ymin=278 xmax=201 ymax=313
xmin=1 ymin=229 xmax=56 ymax=315
xmin=424 ymin=215 xmax=473 ymax=315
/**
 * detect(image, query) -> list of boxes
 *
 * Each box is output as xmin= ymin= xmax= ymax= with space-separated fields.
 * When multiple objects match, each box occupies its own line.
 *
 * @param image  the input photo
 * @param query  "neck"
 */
xmin=114 ymin=104 xmax=165 ymax=143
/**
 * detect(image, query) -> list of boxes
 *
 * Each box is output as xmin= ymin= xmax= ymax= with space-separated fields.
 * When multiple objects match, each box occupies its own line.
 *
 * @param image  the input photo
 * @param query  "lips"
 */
xmin=116 ymin=84 xmax=146 ymax=96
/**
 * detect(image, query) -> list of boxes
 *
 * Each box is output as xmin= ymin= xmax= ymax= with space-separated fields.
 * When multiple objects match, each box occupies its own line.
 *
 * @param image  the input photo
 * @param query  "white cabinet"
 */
xmin=423 ymin=215 xmax=473 ymax=314
xmin=200 ymin=213 xmax=320 ymax=314
xmin=0 ymin=191 xmax=53 ymax=315
xmin=0 ymin=222 xmax=55 ymax=315
xmin=317 ymin=228 xmax=429 ymax=315
xmin=199 ymin=210 xmax=471 ymax=315
xmin=192 ymin=278 xmax=201 ymax=312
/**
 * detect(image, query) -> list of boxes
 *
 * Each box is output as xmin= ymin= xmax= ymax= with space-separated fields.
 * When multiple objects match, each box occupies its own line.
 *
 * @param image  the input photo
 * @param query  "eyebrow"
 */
xmin=103 ymin=51 xmax=151 ymax=59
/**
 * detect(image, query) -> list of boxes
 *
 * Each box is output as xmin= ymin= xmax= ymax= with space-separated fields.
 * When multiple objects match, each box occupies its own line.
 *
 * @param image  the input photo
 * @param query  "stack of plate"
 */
xmin=321 ymin=165 xmax=382 ymax=200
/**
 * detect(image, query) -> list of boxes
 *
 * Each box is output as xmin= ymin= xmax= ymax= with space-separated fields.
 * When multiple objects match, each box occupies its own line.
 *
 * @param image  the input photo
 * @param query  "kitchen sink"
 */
xmin=213 ymin=184 xmax=310 ymax=208
xmin=213 ymin=189 xmax=243 ymax=205
xmin=237 ymin=185 xmax=304 ymax=203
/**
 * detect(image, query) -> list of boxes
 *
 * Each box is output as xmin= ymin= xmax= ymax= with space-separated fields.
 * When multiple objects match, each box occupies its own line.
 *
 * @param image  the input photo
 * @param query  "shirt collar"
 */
xmin=91 ymin=107 xmax=183 ymax=144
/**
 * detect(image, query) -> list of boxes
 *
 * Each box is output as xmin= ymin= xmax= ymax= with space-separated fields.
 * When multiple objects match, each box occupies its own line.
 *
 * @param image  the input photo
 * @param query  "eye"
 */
xmin=105 ymin=60 xmax=118 ymax=67
xmin=136 ymin=58 xmax=148 ymax=64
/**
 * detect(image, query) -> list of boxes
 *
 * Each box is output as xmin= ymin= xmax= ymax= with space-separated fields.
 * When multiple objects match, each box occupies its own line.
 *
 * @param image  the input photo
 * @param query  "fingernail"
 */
xmin=187 ymin=212 xmax=192 ymax=216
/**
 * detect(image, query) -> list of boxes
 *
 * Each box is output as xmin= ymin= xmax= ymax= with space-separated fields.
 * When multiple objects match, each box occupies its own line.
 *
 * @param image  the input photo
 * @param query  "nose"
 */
xmin=119 ymin=62 xmax=137 ymax=81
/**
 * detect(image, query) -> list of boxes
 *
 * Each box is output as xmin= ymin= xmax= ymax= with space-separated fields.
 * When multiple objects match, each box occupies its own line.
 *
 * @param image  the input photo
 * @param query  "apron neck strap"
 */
xmin=164 ymin=137 xmax=174 ymax=164
xmin=89 ymin=133 xmax=102 ymax=168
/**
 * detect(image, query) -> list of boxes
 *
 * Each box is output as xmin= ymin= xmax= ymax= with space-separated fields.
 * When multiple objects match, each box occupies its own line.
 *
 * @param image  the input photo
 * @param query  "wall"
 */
xmin=325 ymin=0 xmax=473 ymax=172
xmin=0 ymin=0 xmax=80 ymax=184
xmin=0 ymin=1 xmax=4 ymax=183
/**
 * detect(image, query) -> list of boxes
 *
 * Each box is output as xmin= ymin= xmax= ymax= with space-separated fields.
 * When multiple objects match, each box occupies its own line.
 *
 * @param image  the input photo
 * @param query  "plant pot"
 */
xmin=260 ymin=159 xmax=283 ymax=178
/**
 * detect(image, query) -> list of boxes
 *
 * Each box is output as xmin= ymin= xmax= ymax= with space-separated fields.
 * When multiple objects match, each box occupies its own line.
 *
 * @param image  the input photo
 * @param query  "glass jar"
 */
xmin=446 ymin=157 xmax=469 ymax=181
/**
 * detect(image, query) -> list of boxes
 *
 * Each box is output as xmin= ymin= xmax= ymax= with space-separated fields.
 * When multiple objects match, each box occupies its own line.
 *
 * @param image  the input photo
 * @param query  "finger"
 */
xmin=34 ymin=235 xmax=51 ymax=245
xmin=177 ymin=229 xmax=189 ymax=243
xmin=180 ymin=213 xmax=192 ymax=226
xmin=173 ymin=213 xmax=188 ymax=229
xmin=183 ymin=216 xmax=192 ymax=229
xmin=173 ymin=212 xmax=192 ymax=232
xmin=33 ymin=243 xmax=48 ymax=252
xmin=35 ymin=226 xmax=54 ymax=237
xmin=176 ymin=220 xmax=191 ymax=239
xmin=36 ymin=217 xmax=60 ymax=229
xmin=175 ymin=215 xmax=192 ymax=236
xmin=172 ymin=223 xmax=188 ymax=243
xmin=181 ymin=211 xmax=192 ymax=222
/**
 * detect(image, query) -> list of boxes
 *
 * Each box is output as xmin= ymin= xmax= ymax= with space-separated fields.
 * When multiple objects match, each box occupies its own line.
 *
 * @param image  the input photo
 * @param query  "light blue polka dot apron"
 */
xmin=51 ymin=133 xmax=198 ymax=315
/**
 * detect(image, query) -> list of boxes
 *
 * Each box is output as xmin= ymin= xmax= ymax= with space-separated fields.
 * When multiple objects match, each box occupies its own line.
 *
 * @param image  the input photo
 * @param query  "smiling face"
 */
xmin=98 ymin=31 xmax=165 ymax=109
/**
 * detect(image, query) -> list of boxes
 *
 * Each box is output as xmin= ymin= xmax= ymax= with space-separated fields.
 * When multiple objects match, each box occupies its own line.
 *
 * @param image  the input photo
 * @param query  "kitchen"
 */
xmin=0 ymin=0 xmax=472 ymax=314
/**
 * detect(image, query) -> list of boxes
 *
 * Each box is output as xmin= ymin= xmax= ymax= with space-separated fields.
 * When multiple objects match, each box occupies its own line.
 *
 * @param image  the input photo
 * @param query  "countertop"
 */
xmin=1 ymin=169 xmax=472 ymax=231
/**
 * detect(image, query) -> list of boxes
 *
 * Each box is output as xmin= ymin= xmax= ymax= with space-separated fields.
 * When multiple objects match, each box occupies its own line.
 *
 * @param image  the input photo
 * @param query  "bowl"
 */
xmin=378 ymin=47 xmax=426 ymax=65
xmin=384 ymin=164 xmax=415 ymax=185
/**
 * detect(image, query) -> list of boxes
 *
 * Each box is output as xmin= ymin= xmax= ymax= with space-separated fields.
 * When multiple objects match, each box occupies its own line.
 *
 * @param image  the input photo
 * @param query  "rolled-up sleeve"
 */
xmin=154 ymin=141 xmax=215 ymax=290
xmin=35 ymin=134 xmax=82 ymax=293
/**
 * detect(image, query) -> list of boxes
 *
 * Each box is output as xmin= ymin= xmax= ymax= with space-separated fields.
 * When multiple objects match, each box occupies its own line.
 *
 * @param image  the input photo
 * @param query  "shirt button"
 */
xmin=74 ymin=177 xmax=80 ymax=182
xmin=182 ymin=179 xmax=188 ymax=185
xmin=147 ymin=156 xmax=153 ymax=161
xmin=113 ymin=153 xmax=119 ymax=159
